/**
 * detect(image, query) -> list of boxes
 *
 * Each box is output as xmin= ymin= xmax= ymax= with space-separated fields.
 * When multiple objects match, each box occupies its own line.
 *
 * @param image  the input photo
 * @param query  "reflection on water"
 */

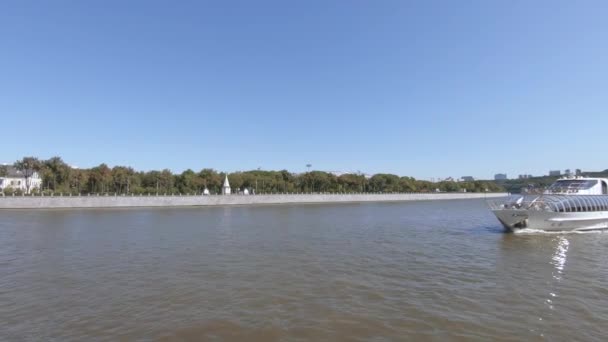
xmin=498 ymin=230 xmax=608 ymax=340
xmin=2 ymin=200 xmax=608 ymax=341
xmin=551 ymin=236 xmax=569 ymax=280
xmin=546 ymin=236 xmax=569 ymax=314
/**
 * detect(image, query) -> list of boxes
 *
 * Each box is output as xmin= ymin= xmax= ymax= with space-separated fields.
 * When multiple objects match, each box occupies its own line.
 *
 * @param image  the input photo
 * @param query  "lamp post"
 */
xmin=256 ymin=167 xmax=261 ymax=194
xmin=306 ymin=164 xmax=312 ymax=193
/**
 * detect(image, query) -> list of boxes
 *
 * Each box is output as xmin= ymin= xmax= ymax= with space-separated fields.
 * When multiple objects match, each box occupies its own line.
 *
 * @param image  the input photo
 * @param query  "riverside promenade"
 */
xmin=0 ymin=192 xmax=507 ymax=209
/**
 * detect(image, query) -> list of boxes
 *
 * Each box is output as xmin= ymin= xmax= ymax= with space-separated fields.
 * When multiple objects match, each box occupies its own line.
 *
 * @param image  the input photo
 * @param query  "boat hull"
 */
xmin=492 ymin=209 xmax=608 ymax=232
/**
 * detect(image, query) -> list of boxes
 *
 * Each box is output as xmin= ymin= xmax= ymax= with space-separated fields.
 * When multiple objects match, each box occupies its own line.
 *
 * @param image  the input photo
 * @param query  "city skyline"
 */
xmin=2 ymin=1 xmax=607 ymax=179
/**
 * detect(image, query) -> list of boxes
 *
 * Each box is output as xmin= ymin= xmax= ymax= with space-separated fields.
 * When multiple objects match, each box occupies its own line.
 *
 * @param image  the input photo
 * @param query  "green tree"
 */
xmin=14 ymin=156 xmax=41 ymax=194
xmin=301 ymin=171 xmax=335 ymax=192
xmin=399 ymin=176 xmax=417 ymax=192
xmin=88 ymin=164 xmax=112 ymax=193
xmin=176 ymin=169 xmax=204 ymax=194
xmin=111 ymin=166 xmax=136 ymax=194
xmin=226 ymin=172 xmax=244 ymax=192
xmin=369 ymin=174 xmax=400 ymax=192
xmin=337 ymin=174 xmax=367 ymax=192
xmin=159 ymin=169 xmax=174 ymax=193
xmin=438 ymin=181 xmax=460 ymax=192
xmin=142 ymin=170 xmax=161 ymax=193
xmin=43 ymin=156 xmax=71 ymax=191
xmin=69 ymin=169 xmax=89 ymax=194
xmin=199 ymin=169 xmax=221 ymax=193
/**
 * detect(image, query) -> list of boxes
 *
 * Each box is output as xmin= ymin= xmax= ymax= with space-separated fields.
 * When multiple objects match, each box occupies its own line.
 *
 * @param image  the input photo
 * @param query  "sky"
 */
xmin=1 ymin=0 xmax=607 ymax=180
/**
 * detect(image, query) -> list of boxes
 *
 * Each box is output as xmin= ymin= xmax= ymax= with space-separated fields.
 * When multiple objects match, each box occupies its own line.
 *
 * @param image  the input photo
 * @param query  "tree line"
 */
xmin=2 ymin=156 xmax=504 ymax=195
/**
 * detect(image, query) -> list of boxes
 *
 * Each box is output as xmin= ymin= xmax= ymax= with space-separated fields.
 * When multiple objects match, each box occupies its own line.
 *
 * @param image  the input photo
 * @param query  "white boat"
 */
xmin=489 ymin=177 xmax=608 ymax=232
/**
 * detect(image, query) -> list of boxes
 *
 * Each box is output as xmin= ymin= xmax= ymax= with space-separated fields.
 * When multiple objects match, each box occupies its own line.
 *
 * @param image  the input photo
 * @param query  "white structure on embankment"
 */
xmin=0 ymin=166 xmax=42 ymax=193
xmin=222 ymin=175 xmax=231 ymax=195
xmin=0 ymin=193 xmax=507 ymax=209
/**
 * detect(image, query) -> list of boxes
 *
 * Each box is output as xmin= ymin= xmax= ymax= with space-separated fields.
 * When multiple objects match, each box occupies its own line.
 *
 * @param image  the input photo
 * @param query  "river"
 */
xmin=2 ymin=199 xmax=607 ymax=341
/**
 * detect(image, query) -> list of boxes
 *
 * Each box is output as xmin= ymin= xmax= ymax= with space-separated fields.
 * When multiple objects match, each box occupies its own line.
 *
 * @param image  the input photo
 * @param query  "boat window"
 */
xmin=548 ymin=195 xmax=608 ymax=212
xmin=602 ymin=181 xmax=608 ymax=195
xmin=548 ymin=180 xmax=598 ymax=193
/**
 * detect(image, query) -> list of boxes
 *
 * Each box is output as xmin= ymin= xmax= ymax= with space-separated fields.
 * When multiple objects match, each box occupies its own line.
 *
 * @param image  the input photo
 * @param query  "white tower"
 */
xmin=222 ymin=175 xmax=231 ymax=195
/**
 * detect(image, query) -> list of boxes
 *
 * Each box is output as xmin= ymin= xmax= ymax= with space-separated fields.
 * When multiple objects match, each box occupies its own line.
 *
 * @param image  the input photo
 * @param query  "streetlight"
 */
xmin=256 ymin=167 xmax=261 ymax=194
xmin=306 ymin=164 xmax=312 ymax=193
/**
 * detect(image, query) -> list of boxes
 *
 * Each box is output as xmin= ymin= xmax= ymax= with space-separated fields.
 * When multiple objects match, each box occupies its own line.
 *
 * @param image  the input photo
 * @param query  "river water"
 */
xmin=1 ymin=199 xmax=607 ymax=341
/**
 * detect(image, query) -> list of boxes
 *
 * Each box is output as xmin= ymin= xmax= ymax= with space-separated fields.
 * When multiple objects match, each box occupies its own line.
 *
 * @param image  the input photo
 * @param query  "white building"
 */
xmin=0 ymin=166 xmax=42 ymax=193
xmin=222 ymin=175 xmax=231 ymax=195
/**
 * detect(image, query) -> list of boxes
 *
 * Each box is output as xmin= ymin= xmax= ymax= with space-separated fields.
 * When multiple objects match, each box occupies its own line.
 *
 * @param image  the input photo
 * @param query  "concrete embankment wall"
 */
xmin=0 ymin=193 xmax=507 ymax=209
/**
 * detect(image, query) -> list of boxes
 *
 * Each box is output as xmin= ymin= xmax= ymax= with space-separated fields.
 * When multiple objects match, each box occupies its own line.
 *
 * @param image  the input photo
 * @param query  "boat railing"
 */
xmin=488 ymin=195 xmax=608 ymax=213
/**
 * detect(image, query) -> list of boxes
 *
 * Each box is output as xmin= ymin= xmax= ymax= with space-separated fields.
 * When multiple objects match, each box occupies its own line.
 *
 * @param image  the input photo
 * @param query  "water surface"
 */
xmin=2 ymin=199 xmax=607 ymax=341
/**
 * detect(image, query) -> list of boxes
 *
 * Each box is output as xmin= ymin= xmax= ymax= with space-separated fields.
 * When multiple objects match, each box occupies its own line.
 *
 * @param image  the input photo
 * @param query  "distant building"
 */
xmin=0 ymin=166 xmax=42 ymax=193
xmin=576 ymin=169 xmax=582 ymax=176
xmin=549 ymin=170 xmax=561 ymax=177
xmin=564 ymin=169 xmax=573 ymax=177
xmin=222 ymin=175 xmax=231 ymax=195
xmin=329 ymin=171 xmax=373 ymax=179
xmin=494 ymin=173 xmax=507 ymax=180
xmin=518 ymin=174 xmax=533 ymax=179
xmin=461 ymin=176 xmax=474 ymax=182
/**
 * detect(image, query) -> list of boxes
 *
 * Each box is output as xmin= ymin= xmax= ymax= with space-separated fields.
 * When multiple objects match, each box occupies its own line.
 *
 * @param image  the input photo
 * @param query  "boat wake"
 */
xmin=513 ymin=228 xmax=607 ymax=235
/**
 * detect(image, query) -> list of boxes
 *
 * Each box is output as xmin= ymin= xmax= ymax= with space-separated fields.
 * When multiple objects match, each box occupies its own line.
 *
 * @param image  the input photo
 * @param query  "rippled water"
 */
xmin=2 ymin=199 xmax=608 ymax=341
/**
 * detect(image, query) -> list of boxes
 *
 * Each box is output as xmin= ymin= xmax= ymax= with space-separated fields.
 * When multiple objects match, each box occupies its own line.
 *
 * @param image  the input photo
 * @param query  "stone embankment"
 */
xmin=0 ymin=193 xmax=507 ymax=209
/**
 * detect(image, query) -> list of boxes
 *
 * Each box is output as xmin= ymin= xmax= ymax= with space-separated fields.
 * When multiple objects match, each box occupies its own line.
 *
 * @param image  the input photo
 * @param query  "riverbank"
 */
xmin=0 ymin=192 xmax=507 ymax=209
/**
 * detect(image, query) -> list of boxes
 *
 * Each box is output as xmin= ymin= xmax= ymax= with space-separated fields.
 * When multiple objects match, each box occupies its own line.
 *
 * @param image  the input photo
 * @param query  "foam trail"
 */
xmin=514 ymin=228 xmax=607 ymax=235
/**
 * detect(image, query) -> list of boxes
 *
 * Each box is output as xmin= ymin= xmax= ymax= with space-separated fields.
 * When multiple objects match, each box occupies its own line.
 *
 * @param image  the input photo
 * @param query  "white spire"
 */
xmin=222 ymin=174 xmax=231 ymax=195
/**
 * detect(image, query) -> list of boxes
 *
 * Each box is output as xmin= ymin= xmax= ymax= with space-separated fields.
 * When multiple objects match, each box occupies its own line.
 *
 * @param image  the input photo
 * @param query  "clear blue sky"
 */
xmin=1 ymin=0 xmax=607 ymax=180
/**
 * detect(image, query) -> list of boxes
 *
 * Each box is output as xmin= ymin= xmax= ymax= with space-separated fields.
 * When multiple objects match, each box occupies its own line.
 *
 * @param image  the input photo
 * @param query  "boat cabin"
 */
xmin=544 ymin=177 xmax=608 ymax=195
